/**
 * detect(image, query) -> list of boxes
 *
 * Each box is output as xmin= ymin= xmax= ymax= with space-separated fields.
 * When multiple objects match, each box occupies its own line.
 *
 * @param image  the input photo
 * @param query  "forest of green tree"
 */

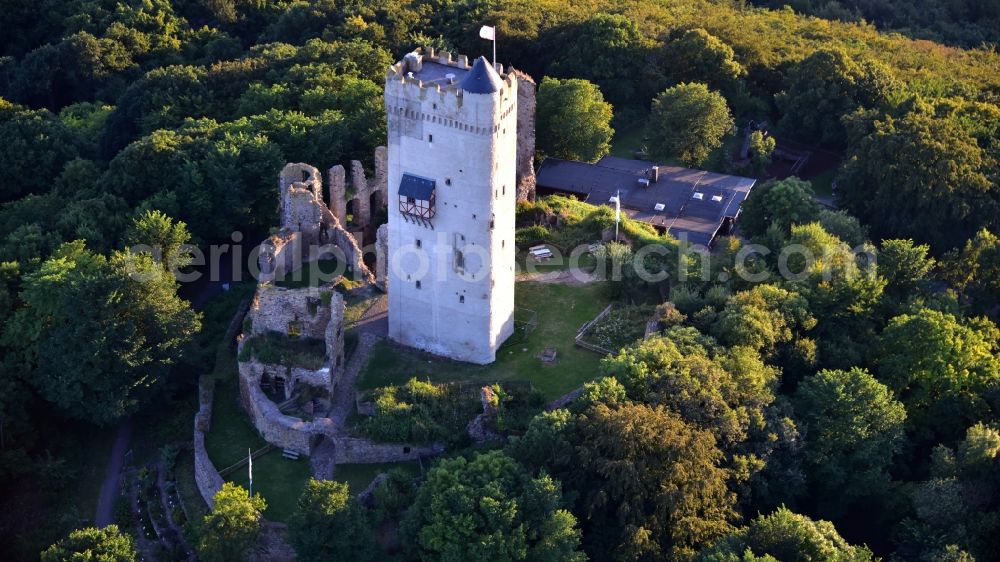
xmin=1 ymin=0 xmax=999 ymax=561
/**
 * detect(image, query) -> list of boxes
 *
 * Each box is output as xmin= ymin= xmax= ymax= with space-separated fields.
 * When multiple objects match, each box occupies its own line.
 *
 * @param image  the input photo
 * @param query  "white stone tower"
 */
xmin=384 ymin=48 xmax=517 ymax=364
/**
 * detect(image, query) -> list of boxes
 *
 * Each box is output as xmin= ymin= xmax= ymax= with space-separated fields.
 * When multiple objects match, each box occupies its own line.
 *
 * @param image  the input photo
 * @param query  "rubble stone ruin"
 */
xmin=328 ymin=146 xmax=389 ymax=247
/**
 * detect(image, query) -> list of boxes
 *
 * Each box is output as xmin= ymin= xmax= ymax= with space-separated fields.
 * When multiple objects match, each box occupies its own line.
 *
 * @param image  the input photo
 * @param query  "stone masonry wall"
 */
xmin=326 ymin=146 xmax=388 ymax=246
xmin=257 ymin=230 xmax=301 ymax=285
xmin=249 ymin=285 xmax=333 ymax=341
xmin=193 ymin=375 xmax=224 ymax=507
xmin=238 ymin=356 xmax=334 ymax=455
xmin=512 ymin=68 xmax=537 ymax=202
xmin=328 ymin=164 xmax=348 ymax=226
xmin=328 ymin=437 xmax=444 ymax=464
xmin=375 ymin=223 xmax=388 ymax=292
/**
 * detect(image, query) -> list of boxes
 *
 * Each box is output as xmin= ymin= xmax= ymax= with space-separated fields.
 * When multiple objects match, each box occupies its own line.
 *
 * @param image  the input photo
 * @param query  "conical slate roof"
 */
xmin=460 ymin=56 xmax=502 ymax=94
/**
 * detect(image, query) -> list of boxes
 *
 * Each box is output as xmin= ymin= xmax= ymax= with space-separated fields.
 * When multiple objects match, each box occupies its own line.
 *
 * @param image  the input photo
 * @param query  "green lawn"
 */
xmin=358 ymin=282 xmax=611 ymax=400
xmin=515 ymin=248 xmax=597 ymax=275
xmin=807 ymin=168 xmax=837 ymax=197
xmin=610 ymin=124 xmax=646 ymax=159
xmin=275 ymin=258 xmax=344 ymax=288
xmin=333 ymin=462 xmax=422 ymax=495
xmin=175 ymin=450 xmax=209 ymax=535
xmin=204 ymin=379 xmax=311 ymax=522
xmin=345 ymin=289 xmax=380 ymax=328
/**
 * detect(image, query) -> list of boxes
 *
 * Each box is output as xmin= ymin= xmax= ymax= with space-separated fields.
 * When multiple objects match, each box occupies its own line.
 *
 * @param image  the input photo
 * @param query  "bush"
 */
xmin=585 ymin=306 xmax=654 ymax=351
xmin=361 ymin=379 xmax=479 ymax=445
xmin=516 ymin=225 xmax=550 ymax=247
xmin=238 ymin=331 xmax=326 ymax=370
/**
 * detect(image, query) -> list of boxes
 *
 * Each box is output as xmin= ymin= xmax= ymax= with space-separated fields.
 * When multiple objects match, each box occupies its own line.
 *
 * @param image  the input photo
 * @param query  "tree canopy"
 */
xmin=647 ymin=83 xmax=733 ymax=167
xmin=794 ymin=368 xmax=907 ymax=516
xmin=41 ymin=525 xmax=137 ymax=562
xmin=536 ymin=77 xmax=614 ymax=163
xmin=401 ymin=450 xmax=584 ymax=562
xmin=198 ymin=483 xmax=267 ymax=562
xmin=288 ymin=479 xmax=375 ymax=562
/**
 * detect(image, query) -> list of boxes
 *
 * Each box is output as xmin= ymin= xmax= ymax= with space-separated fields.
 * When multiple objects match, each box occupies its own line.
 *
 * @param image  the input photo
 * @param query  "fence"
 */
xmin=574 ymin=304 xmax=616 ymax=356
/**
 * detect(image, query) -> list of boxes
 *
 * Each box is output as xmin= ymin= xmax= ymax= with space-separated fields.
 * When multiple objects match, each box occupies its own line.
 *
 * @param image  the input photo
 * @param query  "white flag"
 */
xmin=613 ymin=192 xmax=621 ymax=223
xmin=479 ymin=25 xmax=495 ymax=41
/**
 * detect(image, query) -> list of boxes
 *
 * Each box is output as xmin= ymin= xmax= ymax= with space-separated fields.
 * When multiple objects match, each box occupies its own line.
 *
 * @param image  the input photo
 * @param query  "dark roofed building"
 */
xmin=536 ymin=156 xmax=756 ymax=246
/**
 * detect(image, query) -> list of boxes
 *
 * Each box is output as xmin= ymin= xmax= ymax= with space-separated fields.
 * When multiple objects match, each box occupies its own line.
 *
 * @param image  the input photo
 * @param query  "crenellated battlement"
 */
xmin=385 ymin=47 xmax=516 ymax=99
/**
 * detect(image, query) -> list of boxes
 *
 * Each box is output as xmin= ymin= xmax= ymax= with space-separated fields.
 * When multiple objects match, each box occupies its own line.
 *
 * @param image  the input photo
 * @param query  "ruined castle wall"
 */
xmin=375 ymin=223 xmax=388 ymax=292
xmin=193 ymin=376 xmax=224 ymax=507
xmin=328 ymin=165 xmax=348 ymax=225
xmin=373 ymin=145 xmax=388 ymax=210
xmin=324 ymin=295 xmax=346 ymax=383
xmin=249 ymin=285 xmax=333 ymax=341
xmin=328 ymin=437 xmax=444 ymax=464
xmin=351 ymin=160 xmax=371 ymax=229
xmin=238 ymin=357 xmax=334 ymax=455
xmin=512 ymin=69 xmax=537 ymax=202
xmin=257 ymin=230 xmax=302 ymax=285
xmin=320 ymin=205 xmax=375 ymax=284
xmin=282 ymin=183 xmax=323 ymax=244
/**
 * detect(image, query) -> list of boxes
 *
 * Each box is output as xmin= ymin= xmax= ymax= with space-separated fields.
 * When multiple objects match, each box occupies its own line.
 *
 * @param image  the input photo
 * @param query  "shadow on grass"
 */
xmin=358 ymin=282 xmax=612 ymax=400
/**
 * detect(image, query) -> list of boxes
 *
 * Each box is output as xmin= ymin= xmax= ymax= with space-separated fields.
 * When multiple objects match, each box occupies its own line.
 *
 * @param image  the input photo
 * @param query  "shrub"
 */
xmin=516 ymin=225 xmax=550 ymax=246
xmin=361 ymin=379 xmax=478 ymax=445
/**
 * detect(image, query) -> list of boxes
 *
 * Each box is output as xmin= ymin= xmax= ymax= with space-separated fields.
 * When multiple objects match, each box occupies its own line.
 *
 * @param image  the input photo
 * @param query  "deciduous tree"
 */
xmin=536 ymin=77 xmax=614 ymax=163
xmin=569 ymin=402 xmax=736 ymax=561
xmin=41 ymin=525 xmax=137 ymax=562
xmin=401 ymin=450 xmax=584 ymax=562
xmin=198 ymin=483 xmax=266 ymax=562
xmin=288 ymin=479 xmax=375 ymax=562
xmin=10 ymin=241 xmax=200 ymax=425
xmin=794 ymin=368 xmax=906 ymax=516
xmin=647 ymin=83 xmax=733 ymax=167
xmin=696 ymin=507 xmax=873 ymax=562
xmin=837 ymin=104 xmax=994 ymax=251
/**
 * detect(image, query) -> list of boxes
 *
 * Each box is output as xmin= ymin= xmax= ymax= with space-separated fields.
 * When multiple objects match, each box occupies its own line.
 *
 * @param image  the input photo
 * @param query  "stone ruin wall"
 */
xmin=375 ymin=223 xmax=388 ymax=291
xmin=237 ymin=286 xmax=346 ymax=447
xmin=512 ymin=68 xmax=537 ymax=202
xmin=328 ymin=146 xmax=388 ymax=247
xmin=250 ymin=285 xmax=335 ymax=340
xmin=327 ymin=437 xmax=444 ymax=464
xmin=193 ymin=375 xmax=225 ymax=507
xmin=259 ymin=162 xmax=376 ymax=286
xmin=237 ymin=357 xmax=334 ymax=456
xmin=257 ymin=230 xmax=302 ymax=285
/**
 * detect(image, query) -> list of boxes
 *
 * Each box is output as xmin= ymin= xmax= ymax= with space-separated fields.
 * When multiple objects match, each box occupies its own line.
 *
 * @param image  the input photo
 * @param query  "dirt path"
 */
xmin=517 ymin=269 xmax=599 ymax=285
xmin=95 ymin=418 xmax=132 ymax=527
xmin=312 ymin=295 xmax=387 ymax=477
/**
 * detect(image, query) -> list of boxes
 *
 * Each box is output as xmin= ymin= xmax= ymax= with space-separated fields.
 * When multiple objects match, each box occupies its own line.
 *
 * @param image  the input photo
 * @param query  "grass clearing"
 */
xmin=174 ymin=450 xmax=208 ymax=535
xmin=807 ymin=168 xmax=837 ymax=197
xmin=359 ymin=282 xmax=611 ymax=400
xmin=610 ymin=124 xmax=646 ymax=159
xmin=274 ymin=258 xmax=344 ymax=288
xmin=204 ymin=379 xmax=311 ymax=522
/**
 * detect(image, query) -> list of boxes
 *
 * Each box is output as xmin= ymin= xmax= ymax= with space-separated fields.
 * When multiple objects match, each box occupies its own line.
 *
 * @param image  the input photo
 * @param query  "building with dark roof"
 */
xmin=536 ymin=155 xmax=756 ymax=246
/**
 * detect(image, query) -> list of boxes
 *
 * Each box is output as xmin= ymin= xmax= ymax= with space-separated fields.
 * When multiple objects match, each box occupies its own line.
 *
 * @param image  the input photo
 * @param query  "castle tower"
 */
xmin=384 ymin=48 xmax=517 ymax=364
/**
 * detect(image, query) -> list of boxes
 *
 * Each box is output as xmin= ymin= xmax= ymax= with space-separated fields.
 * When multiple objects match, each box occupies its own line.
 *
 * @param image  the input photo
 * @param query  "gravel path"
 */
xmin=517 ymin=269 xmax=599 ymax=285
xmin=311 ymin=294 xmax=388 ymax=478
xmin=95 ymin=418 xmax=132 ymax=527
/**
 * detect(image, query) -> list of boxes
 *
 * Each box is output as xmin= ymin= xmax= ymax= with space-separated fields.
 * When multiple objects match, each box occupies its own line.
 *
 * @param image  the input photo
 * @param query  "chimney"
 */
xmin=650 ymin=166 xmax=660 ymax=183
xmin=404 ymin=51 xmax=423 ymax=73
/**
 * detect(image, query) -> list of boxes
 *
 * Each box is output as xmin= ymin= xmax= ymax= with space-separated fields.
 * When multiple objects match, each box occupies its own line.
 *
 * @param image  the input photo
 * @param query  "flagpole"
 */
xmin=493 ymin=29 xmax=497 ymax=68
xmin=248 ymin=447 xmax=252 ymax=496
xmin=615 ymin=190 xmax=620 ymax=241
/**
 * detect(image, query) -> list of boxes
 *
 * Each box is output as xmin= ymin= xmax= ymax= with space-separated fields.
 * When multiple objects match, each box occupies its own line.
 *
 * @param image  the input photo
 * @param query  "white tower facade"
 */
xmin=384 ymin=48 xmax=517 ymax=364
